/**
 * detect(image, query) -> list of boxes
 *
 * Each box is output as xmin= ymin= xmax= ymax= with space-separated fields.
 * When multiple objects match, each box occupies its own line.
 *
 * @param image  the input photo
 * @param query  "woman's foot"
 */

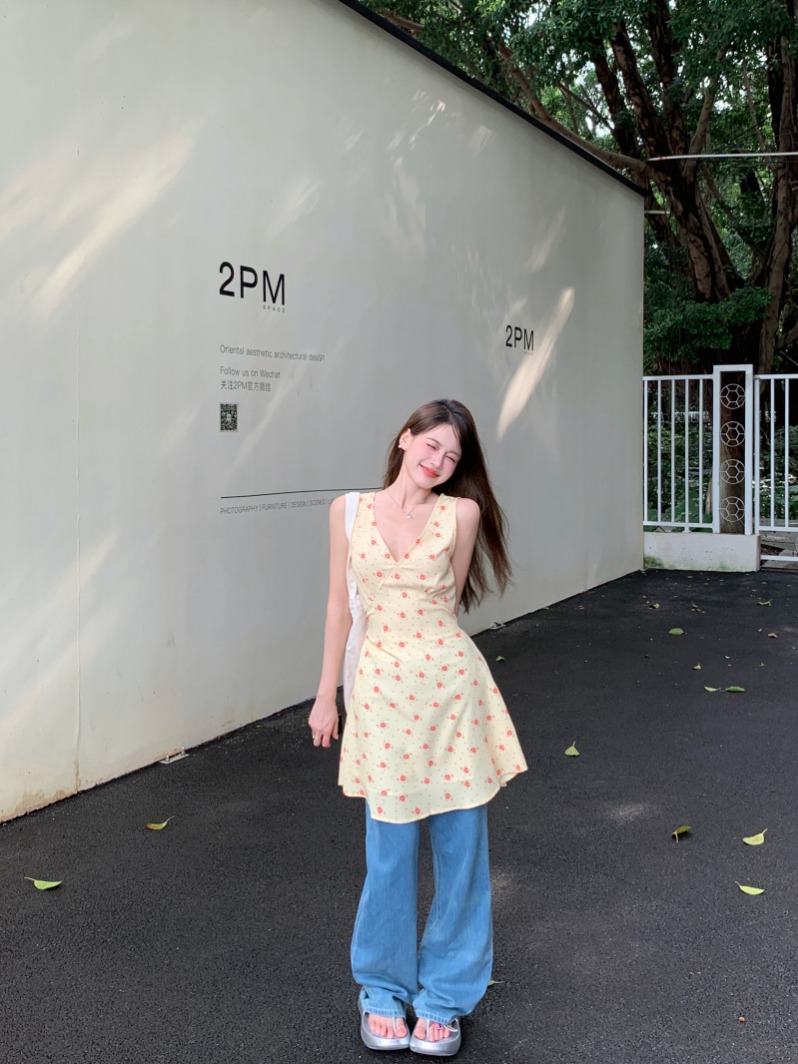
xmin=368 ymin=1014 xmax=408 ymax=1039
xmin=410 ymin=1018 xmax=462 ymax=1056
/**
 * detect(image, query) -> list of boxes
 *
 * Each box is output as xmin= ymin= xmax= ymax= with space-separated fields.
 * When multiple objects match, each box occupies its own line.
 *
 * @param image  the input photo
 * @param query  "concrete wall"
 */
xmin=0 ymin=0 xmax=643 ymax=820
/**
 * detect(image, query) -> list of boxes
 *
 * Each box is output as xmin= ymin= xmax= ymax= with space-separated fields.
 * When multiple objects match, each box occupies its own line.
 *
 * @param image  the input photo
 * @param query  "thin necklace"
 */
xmin=386 ymin=487 xmax=427 ymax=520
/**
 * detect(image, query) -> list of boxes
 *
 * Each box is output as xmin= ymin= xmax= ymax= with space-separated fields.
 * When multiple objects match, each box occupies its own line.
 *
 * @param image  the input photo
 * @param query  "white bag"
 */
xmin=343 ymin=491 xmax=366 ymax=710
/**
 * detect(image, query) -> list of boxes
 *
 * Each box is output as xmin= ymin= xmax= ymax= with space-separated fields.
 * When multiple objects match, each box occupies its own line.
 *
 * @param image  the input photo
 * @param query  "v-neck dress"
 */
xmin=338 ymin=491 xmax=527 ymax=824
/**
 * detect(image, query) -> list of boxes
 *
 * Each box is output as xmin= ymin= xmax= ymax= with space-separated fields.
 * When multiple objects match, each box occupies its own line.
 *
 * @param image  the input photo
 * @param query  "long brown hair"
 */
xmin=383 ymin=399 xmax=510 ymax=612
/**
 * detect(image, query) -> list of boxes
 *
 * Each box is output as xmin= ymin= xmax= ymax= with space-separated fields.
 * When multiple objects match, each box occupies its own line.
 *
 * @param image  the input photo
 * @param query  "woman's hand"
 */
xmin=308 ymin=694 xmax=340 ymax=748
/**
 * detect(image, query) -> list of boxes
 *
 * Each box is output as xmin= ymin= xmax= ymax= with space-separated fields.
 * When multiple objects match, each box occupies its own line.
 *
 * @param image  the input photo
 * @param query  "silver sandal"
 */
xmin=358 ymin=1000 xmax=411 ymax=1051
xmin=409 ymin=1017 xmax=462 ymax=1057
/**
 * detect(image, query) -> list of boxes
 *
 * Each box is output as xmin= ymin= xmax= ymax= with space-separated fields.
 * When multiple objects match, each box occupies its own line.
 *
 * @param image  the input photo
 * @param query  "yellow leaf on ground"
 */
xmin=743 ymin=829 xmax=767 ymax=846
xmin=671 ymin=825 xmax=692 ymax=840
xmin=704 ymin=686 xmax=720 ymax=692
xmin=693 ymin=664 xmax=702 ymax=670
xmin=669 ymin=627 xmax=685 ymax=635
xmin=564 ymin=743 xmax=579 ymax=757
xmin=24 ymin=877 xmax=62 ymax=890
xmin=736 ymin=882 xmax=765 ymax=895
xmin=146 ymin=818 xmax=173 ymax=831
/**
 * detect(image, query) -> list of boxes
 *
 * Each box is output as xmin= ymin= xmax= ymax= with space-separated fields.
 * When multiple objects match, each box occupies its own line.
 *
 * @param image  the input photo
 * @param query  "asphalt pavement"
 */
xmin=2 ymin=569 xmax=797 ymax=1064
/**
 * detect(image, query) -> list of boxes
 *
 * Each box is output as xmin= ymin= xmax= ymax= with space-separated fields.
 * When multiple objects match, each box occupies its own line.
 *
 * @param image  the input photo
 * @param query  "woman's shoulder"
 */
xmin=442 ymin=494 xmax=480 ymax=518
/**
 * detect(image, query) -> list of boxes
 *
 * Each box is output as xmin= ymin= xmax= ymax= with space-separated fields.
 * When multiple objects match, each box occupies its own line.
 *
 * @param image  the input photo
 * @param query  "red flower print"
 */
xmin=432 ymin=599 xmax=438 ymax=605
xmin=445 ymin=792 xmax=452 ymax=800
xmin=447 ymin=746 xmax=454 ymax=754
xmin=456 ymin=731 xmax=463 ymax=738
xmin=470 ymin=747 xmax=477 ymax=754
xmin=414 ymin=807 xmax=421 ymax=815
xmin=408 ymin=694 xmax=416 ymax=701
xmin=462 ymin=766 xmax=470 ymax=774
xmin=379 ymin=761 xmax=387 ymax=768
xmin=449 ymin=714 xmax=456 ymax=721
xmin=507 ymin=730 xmax=514 ymax=737
xmin=377 ymin=806 xmax=383 ymax=814
xmin=399 ymin=641 xmax=406 ymax=648
xmin=360 ymin=552 xmax=366 ymax=559
xmin=399 ymin=774 xmax=406 ymax=782
xmin=379 ymin=722 xmax=387 ymax=728
xmin=385 ymin=742 xmax=391 ymax=749
xmin=444 ymin=774 xmax=451 ymax=781
xmin=432 ymin=703 xmax=439 ymax=709
xmin=419 ymin=574 xmax=427 ymax=581
xmin=487 ymin=777 xmax=493 ymax=784
xmin=428 ymin=554 xmax=436 ymax=560
xmin=414 ymin=714 xmax=421 ymax=721
xmin=394 ymin=674 xmax=401 ymax=682
xmin=394 ymin=573 xmax=401 ymax=580
xmin=464 ymin=781 xmax=471 ymax=788
xmin=423 ymin=778 xmax=430 ymax=785
xmin=458 ymin=669 xmax=465 ymax=676
xmin=376 ymin=571 xmax=383 ymax=578
xmin=399 ymin=795 xmax=406 ymax=802
xmin=381 ymin=789 xmax=388 ymax=796
xmin=404 ymin=728 xmax=412 ymax=736
xmin=399 ymin=612 xmax=406 ymax=619
xmin=402 ymin=753 xmax=410 ymax=760
xmin=422 ymin=743 xmax=429 ymax=750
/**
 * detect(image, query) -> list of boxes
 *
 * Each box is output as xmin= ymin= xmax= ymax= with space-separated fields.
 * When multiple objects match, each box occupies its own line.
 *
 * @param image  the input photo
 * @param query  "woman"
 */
xmin=309 ymin=399 xmax=527 ymax=1056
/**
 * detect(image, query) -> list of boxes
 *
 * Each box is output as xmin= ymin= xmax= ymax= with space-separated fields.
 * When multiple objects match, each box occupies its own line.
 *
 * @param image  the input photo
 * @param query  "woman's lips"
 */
xmin=421 ymin=466 xmax=439 ymax=478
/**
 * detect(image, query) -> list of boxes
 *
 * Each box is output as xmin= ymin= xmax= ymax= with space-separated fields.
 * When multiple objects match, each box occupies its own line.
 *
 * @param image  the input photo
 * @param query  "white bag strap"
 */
xmin=343 ymin=492 xmax=365 ymax=710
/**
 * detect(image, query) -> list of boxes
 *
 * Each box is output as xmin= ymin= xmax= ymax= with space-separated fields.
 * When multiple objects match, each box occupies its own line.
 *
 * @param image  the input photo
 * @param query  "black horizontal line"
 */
xmin=220 ymin=487 xmax=378 ymax=500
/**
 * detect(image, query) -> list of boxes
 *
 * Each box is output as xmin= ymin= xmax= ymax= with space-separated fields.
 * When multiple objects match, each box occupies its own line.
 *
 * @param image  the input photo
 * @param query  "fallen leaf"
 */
xmin=704 ymin=686 xmax=720 ymax=692
xmin=487 ymin=978 xmax=505 ymax=987
xmin=690 ymin=603 xmax=706 ymax=613
xmin=671 ymin=824 xmax=692 ymax=840
xmin=738 ymin=1016 xmax=746 ymax=1023
xmin=564 ymin=742 xmax=580 ymax=757
xmin=24 ymin=877 xmax=62 ymax=891
xmin=146 ymin=818 xmax=173 ymax=831
xmin=669 ymin=627 xmax=685 ymax=636
xmin=693 ymin=664 xmax=702 ymax=671
xmin=495 ymin=655 xmax=505 ymax=662
xmin=736 ymin=882 xmax=765 ymax=895
xmin=649 ymin=602 xmax=660 ymax=609
xmin=725 ymin=686 xmax=745 ymax=693
xmin=743 ymin=829 xmax=767 ymax=846
xmin=759 ymin=600 xmax=772 ymax=606
xmin=768 ymin=632 xmax=777 ymax=639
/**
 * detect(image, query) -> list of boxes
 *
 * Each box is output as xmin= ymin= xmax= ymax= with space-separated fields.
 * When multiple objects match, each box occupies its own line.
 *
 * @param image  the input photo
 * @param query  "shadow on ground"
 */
xmin=2 ymin=570 xmax=797 ymax=1063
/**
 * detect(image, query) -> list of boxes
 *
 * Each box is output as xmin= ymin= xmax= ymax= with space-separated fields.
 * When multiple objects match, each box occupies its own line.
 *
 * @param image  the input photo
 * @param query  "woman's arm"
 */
xmin=451 ymin=497 xmax=480 ymax=612
xmin=308 ymin=495 xmax=352 ymax=747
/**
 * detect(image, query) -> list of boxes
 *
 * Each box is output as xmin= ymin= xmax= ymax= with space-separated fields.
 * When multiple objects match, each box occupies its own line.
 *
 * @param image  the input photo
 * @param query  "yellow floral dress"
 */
xmin=338 ymin=492 xmax=527 ymax=823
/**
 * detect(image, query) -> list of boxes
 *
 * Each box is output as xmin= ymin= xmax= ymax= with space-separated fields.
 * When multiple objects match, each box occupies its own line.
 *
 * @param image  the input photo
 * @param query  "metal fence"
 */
xmin=644 ymin=366 xmax=798 ymax=538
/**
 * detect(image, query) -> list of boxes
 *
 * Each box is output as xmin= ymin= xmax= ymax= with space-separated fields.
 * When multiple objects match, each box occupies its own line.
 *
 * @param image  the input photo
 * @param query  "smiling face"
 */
xmin=400 ymin=423 xmax=462 ymax=489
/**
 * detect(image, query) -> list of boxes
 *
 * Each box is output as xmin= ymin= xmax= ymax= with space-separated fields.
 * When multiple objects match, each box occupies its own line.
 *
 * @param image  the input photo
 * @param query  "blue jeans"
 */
xmin=351 ymin=802 xmax=493 ymax=1026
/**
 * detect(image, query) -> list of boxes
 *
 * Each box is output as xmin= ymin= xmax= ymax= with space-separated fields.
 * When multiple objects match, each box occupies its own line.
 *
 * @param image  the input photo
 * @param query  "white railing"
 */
xmin=643 ymin=374 xmax=714 ymax=531
xmin=645 ymin=367 xmax=797 ymax=539
xmin=754 ymin=374 xmax=798 ymax=533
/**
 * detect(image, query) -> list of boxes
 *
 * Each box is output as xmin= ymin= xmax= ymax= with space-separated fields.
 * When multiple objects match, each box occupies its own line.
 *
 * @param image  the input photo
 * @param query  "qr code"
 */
xmin=220 ymin=403 xmax=238 ymax=431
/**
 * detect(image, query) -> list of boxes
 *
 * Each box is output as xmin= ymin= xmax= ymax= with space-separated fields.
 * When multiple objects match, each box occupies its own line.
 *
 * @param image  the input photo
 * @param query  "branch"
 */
xmin=375 ymin=9 xmax=424 ymax=35
xmin=485 ymin=36 xmax=645 ymax=173
xmin=610 ymin=21 xmax=672 ymax=159
xmin=684 ymin=50 xmax=727 ymax=181
xmin=556 ymin=81 xmax=609 ymax=129
xmin=741 ymin=60 xmax=775 ymax=163
xmin=645 ymin=0 xmax=687 ymax=155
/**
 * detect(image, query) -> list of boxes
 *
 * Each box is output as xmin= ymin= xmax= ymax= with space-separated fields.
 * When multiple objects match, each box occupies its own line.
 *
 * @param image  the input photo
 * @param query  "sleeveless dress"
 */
xmin=338 ymin=492 xmax=527 ymax=824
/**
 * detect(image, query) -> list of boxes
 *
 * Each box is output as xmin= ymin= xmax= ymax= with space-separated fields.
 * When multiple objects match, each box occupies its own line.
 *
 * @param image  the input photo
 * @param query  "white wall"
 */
xmin=0 ymin=0 xmax=643 ymax=820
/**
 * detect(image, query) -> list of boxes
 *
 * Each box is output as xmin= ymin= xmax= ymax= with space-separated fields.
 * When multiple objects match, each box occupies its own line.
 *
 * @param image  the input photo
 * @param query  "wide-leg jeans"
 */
xmin=351 ymin=802 xmax=492 ymax=1026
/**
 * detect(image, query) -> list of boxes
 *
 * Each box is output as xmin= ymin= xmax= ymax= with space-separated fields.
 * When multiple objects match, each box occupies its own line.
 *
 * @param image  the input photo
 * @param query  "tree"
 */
xmin=362 ymin=0 xmax=798 ymax=375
